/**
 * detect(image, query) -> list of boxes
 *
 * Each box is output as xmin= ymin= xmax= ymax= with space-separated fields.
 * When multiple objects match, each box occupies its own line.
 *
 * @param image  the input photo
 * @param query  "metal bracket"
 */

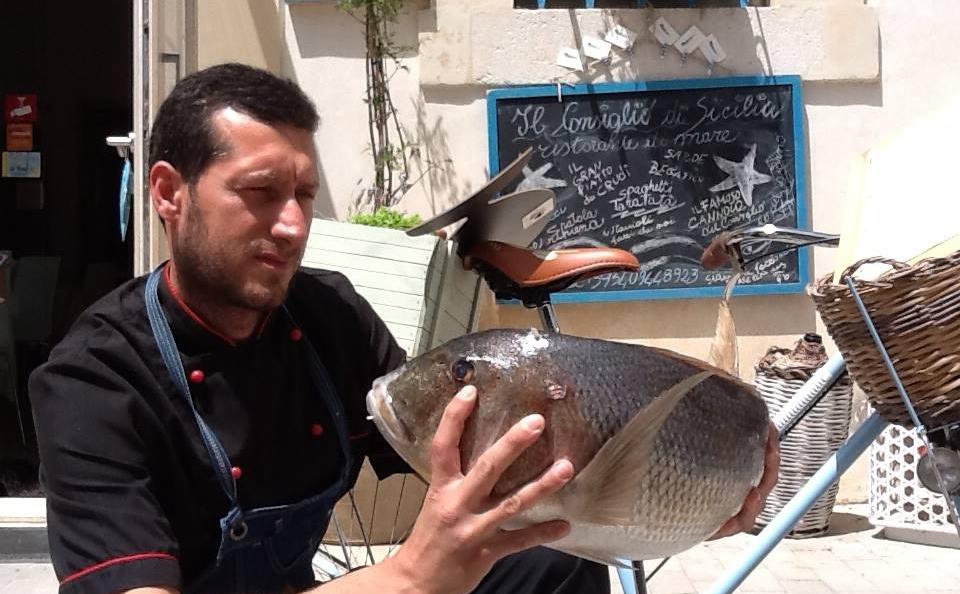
xmin=106 ymin=132 xmax=135 ymax=160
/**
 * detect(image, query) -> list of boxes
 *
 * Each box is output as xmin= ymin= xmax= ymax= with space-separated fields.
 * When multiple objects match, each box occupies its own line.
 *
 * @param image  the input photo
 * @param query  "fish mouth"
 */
xmin=366 ymin=370 xmax=414 ymax=447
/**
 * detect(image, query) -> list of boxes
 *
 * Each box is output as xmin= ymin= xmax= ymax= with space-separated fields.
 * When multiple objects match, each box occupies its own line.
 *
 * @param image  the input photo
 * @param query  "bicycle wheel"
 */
xmin=312 ymin=462 xmax=427 ymax=580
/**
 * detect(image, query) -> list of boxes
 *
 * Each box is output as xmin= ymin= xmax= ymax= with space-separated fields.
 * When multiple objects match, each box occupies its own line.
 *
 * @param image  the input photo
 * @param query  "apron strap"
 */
xmin=145 ymin=267 xmax=240 ymax=508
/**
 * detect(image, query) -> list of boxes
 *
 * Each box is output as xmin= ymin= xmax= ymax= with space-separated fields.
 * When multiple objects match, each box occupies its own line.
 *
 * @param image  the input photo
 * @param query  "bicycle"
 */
xmin=310 ymin=150 xmax=960 ymax=594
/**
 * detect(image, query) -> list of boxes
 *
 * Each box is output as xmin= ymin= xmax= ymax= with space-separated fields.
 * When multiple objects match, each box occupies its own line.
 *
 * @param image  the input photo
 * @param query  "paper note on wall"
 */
xmin=1 ymin=151 xmax=41 ymax=178
xmin=836 ymin=104 xmax=960 ymax=281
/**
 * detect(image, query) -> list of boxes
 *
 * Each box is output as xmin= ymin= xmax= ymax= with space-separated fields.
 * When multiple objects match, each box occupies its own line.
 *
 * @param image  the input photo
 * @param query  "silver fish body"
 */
xmin=367 ymin=328 xmax=769 ymax=564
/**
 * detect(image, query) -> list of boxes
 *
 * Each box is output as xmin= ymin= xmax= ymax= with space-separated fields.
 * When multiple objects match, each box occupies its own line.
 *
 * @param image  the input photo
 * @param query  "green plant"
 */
xmin=337 ymin=0 xmax=415 ymax=212
xmin=347 ymin=207 xmax=422 ymax=230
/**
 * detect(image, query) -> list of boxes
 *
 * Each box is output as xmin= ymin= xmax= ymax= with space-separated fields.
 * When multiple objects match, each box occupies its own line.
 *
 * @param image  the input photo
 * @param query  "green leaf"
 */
xmin=347 ymin=207 xmax=422 ymax=230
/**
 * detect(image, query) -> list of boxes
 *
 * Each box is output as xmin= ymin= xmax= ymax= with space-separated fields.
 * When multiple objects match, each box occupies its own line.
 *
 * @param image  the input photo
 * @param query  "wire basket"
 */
xmin=808 ymin=250 xmax=960 ymax=427
xmin=753 ymin=337 xmax=853 ymax=537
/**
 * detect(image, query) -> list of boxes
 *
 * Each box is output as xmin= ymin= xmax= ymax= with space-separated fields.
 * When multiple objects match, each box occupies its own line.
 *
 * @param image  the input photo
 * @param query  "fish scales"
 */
xmin=367 ymin=328 xmax=770 ymax=563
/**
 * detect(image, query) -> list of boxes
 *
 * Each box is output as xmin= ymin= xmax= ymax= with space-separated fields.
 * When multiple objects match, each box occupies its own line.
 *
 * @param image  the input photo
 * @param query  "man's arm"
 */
xmin=306 ymin=394 xmax=780 ymax=594
xmin=304 ymin=385 xmax=573 ymax=594
xmin=307 ymin=395 xmax=781 ymax=594
xmin=119 ymin=401 xmax=778 ymax=594
xmin=31 ymin=349 xmax=182 ymax=593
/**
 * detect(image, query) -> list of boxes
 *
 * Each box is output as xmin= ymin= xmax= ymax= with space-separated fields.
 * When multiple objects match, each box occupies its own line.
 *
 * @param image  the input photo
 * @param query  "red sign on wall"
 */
xmin=4 ymin=94 xmax=38 ymax=123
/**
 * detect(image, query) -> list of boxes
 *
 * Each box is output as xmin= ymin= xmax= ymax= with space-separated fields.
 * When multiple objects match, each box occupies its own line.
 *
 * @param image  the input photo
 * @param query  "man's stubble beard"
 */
xmin=174 ymin=199 xmax=293 ymax=313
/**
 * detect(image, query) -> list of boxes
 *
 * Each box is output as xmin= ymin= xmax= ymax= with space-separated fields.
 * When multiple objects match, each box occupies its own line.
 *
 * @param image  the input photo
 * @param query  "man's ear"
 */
xmin=149 ymin=161 xmax=187 ymax=226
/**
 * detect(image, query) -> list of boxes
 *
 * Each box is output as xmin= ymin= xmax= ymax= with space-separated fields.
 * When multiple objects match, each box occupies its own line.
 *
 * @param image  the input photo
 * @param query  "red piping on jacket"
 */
xmin=164 ymin=265 xmax=238 ymax=346
xmin=162 ymin=264 xmax=278 ymax=345
xmin=60 ymin=552 xmax=177 ymax=585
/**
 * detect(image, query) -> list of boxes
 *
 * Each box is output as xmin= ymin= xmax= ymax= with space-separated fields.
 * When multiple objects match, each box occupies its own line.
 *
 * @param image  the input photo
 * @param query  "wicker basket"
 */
xmin=808 ymin=250 xmax=960 ymax=427
xmin=753 ymin=336 xmax=853 ymax=537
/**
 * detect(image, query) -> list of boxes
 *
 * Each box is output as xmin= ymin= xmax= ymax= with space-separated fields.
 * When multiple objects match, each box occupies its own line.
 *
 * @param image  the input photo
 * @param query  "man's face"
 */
xmin=171 ymin=107 xmax=318 ymax=311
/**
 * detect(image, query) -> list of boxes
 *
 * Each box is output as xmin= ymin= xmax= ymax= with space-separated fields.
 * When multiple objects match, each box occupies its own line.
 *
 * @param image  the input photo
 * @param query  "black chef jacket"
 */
xmin=29 ymin=265 xmax=409 ymax=594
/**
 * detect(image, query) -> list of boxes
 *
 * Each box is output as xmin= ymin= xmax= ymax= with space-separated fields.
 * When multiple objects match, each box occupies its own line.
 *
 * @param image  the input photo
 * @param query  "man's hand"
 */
xmin=386 ymin=385 xmax=574 ymax=594
xmin=710 ymin=421 xmax=780 ymax=540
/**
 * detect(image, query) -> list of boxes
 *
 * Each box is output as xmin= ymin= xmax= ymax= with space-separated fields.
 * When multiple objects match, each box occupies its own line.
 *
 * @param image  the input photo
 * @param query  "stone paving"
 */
xmin=2 ymin=505 xmax=958 ymax=593
xmin=610 ymin=504 xmax=960 ymax=594
xmin=0 ymin=563 xmax=54 ymax=594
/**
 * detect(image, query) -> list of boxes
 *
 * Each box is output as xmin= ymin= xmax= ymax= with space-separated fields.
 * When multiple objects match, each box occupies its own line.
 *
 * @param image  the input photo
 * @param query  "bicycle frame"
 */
xmin=699 ymin=225 xmax=960 ymax=593
xmin=317 ymin=221 xmax=960 ymax=592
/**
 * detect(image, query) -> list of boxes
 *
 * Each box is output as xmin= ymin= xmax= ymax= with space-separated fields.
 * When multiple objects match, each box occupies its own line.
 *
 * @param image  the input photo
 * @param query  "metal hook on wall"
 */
xmin=106 ymin=132 xmax=135 ymax=161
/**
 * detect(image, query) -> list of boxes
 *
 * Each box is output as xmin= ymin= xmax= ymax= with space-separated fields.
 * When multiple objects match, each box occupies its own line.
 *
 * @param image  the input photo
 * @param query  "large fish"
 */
xmin=366 ymin=328 xmax=769 ymax=565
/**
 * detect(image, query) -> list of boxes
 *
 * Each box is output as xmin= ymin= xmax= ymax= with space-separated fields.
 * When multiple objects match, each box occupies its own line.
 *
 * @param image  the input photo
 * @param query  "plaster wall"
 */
xmin=197 ymin=0 xmax=287 ymax=73
xmin=196 ymin=0 xmax=960 ymax=503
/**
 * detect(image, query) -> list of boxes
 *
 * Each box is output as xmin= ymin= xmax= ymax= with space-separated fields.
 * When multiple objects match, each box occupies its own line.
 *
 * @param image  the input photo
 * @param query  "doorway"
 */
xmin=0 ymin=1 xmax=134 ymax=496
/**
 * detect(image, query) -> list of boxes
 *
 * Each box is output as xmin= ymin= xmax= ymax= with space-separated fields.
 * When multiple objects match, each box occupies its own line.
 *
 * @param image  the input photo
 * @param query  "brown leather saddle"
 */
xmin=407 ymin=148 xmax=638 ymax=309
xmin=462 ymin=241 xmax=638 ymax=307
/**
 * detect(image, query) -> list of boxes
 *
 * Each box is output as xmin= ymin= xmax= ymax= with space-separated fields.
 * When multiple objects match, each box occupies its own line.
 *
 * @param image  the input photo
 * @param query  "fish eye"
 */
xmin=451 ymin=359 xmax=475 ymax=383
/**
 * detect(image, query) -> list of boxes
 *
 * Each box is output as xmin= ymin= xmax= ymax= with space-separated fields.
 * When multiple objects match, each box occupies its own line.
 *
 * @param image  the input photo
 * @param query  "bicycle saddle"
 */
xmin=463 ymin=241 xmax=639 ymax=306
xmin=408 ymin=148 xmax=637 ymax=306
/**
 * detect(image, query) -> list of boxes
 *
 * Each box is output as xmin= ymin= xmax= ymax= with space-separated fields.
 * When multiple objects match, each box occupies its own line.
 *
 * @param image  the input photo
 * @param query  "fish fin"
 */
xmin=549 ymin=545 xmax=638 ymax=569
xmin=565 ymin=370 xmax=714 ymax=525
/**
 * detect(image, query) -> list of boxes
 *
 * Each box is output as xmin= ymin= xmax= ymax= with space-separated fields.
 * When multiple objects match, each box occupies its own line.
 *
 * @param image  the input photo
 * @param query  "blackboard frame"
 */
xmin=486 ymin=74 xmax=809 ymax=303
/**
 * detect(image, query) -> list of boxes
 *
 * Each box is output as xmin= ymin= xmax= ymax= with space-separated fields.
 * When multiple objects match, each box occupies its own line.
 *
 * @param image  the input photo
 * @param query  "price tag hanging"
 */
xmin=604 ymin=24 xmax=638 ymax=50
xmin=651 ymin=17 xmax=680 ymax=58
xmin=556 ymin=47 xmax=584 ymax=71
xmin=675 ymin=25 xmax=707 ymax=64
xmin=582 ymin=35 xmax=612 ymax=61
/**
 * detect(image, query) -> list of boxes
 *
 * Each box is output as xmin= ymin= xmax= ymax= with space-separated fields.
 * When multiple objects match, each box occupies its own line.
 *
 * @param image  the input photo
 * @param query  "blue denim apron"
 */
xmin=145 ymin=267 xmax=355 ymax=593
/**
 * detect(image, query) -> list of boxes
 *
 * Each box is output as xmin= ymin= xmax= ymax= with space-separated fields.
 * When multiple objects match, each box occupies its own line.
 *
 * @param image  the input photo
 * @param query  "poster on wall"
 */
xmin=2 ymin=151 xmax=41 ymax=178
xmin=486 ymin=75 xmax=808 ymax=302
xmin=4 ymin=94 xmax=38 ymax=123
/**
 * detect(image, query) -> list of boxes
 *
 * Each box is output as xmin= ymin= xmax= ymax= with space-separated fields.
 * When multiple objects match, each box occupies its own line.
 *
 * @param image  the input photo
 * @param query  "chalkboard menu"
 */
xmin=487 ymin=75 xmax=809 ymax=302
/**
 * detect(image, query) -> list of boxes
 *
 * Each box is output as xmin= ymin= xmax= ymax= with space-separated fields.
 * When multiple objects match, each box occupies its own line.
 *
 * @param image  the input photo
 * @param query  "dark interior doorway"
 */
xmin=0 ymin=1 xmax=134 ymax=496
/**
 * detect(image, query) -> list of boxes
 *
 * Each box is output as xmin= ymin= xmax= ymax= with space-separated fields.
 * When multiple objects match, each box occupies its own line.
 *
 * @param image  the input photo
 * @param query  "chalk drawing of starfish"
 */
xmin=517 ymin=162 xmax=568 ymax=192
xmin=709 ymin=144 xmax=772 ymax=207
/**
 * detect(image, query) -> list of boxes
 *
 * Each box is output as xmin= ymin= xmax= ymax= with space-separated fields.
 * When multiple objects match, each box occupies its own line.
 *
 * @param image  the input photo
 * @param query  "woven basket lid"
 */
xmin=756 ymin=334 xmax=828 ymax=380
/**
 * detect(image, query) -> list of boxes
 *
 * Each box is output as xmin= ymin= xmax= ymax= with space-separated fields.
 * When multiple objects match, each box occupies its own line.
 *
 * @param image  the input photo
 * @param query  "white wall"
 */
xmin=198 ymin=0 xmax=960 ymax=503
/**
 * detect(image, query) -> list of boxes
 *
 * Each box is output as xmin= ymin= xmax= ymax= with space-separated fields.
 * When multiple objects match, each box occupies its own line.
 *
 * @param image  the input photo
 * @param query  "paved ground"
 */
xmin=2 ymin=505 xmax=958 ymax=593
xmin=611 ymin=504 xmax=960 ymax=594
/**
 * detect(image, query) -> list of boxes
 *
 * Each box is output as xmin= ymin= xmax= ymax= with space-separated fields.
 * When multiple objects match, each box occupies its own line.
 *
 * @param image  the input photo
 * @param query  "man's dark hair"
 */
xmin=148 ymin=63 xmax=319 ymax=183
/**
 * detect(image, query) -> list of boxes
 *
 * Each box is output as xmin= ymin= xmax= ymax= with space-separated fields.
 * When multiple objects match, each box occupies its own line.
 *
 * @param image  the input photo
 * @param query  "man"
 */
xmin=30 ymin=63 xmax=778 ymax=594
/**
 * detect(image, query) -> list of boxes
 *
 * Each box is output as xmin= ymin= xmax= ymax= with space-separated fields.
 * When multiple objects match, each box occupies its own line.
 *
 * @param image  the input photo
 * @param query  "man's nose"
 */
xmin=273 ymin=196 xmax=309 ymax=243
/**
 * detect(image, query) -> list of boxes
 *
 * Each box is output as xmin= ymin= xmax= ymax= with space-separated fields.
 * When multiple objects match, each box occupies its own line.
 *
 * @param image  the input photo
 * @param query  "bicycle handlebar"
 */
xmin=700 ymin=232 xmax=733 ymax=270
xmin=701 ymin=224 xmax=841 ymax=270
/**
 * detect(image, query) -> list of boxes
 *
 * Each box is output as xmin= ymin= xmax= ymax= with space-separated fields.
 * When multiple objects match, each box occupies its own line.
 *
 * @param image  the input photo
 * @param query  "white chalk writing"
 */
xmin=552 ymin=100 xmax=656 ymax=136
xmin=542 ymin=208 xmax=606 ymax=247
xmin=569 ymin=161 xmax=630 ymax=205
